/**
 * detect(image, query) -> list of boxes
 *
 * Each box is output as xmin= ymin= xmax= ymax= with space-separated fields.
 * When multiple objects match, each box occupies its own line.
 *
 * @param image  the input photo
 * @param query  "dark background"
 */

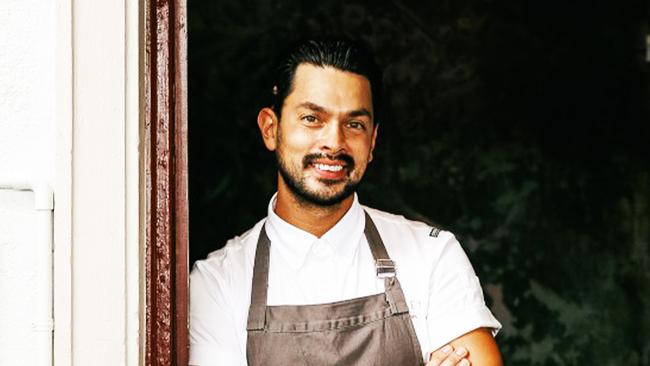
xmin=188 ymin=1 xmax=650 ymax=364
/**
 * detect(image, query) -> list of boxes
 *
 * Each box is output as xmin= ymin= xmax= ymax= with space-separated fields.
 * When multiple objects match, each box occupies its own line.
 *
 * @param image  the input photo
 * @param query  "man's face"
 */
xmin=268 ymin=63 xmax=378 ymax=206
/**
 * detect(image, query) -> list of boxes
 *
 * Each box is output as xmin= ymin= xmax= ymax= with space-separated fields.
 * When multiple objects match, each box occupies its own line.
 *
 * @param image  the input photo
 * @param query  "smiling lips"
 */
xmin=310 ymin=161 xmax=347 ymax=179
xmin=314 ymin=163 xmax=343 ymax=172
xmin=303 ymin=153 xmax=355 ymax=180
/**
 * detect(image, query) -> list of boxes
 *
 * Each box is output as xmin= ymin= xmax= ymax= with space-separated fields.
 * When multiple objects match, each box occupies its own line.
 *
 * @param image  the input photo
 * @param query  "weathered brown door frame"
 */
xmin=143 ymin=0 xmax=189 ymax=364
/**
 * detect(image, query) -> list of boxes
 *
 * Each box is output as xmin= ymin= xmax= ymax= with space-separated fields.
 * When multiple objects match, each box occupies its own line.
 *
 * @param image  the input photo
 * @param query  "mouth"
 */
xmin=303 ymin=153 xmax=355 ymax=181
xmin=310 ymin=161 xmax=348 ymax=180
xmin=313 ymin=163 xmax=344 ymax=172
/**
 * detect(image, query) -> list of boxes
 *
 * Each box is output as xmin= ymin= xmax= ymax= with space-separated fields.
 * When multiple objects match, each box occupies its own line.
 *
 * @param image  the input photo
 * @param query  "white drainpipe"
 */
xmin=0 ymin=179 xmax=54 ymax=366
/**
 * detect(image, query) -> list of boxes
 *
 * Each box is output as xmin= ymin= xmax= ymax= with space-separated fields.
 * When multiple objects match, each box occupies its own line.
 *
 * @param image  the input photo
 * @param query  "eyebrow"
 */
xmin=297 ymin=102 xmax=373 ymax=119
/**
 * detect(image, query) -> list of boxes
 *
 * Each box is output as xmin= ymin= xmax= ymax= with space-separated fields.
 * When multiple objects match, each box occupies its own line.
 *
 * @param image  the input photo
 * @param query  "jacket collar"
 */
xmin=264 ymin=193 xmax=365 ymax=270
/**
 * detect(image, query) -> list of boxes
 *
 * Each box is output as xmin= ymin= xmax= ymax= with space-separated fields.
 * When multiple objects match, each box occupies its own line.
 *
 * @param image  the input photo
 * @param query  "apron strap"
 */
xmin=363 ymin=212 xmax=410 ymax=315
xmin=246 ymin=224 xmax=271 ymax=331
xmin=247 ymin=213 xmax=411 ymax=331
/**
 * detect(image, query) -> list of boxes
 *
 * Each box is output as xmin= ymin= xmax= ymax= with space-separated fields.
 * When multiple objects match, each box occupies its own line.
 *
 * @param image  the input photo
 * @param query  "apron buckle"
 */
xmin=376 ymin=259 xmax=396 ymax=278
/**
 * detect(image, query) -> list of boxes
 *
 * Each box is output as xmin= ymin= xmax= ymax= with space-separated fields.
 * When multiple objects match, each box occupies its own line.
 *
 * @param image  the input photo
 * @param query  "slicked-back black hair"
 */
xmin=271 ymin=38 xmax=384 ymax=125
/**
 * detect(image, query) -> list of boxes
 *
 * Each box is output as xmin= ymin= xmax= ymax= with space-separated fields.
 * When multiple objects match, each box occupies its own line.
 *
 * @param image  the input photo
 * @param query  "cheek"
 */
xmin=277 ymin=127 xmax=313 ymax=161
xmin=288 ymin=134 xmax=313 ymax=151
xmin=351 ymin=139 xmax=374 ymax=161
xmin=280 ymin=126 xmax=315 ymax=153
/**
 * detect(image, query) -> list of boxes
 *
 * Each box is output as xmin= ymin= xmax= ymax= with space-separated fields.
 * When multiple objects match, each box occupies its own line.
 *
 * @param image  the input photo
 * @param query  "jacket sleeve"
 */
xmin=425 ymin=231 xmax=502 ymax=352
xmin=189 ymin=259 xmax=247 ymax=366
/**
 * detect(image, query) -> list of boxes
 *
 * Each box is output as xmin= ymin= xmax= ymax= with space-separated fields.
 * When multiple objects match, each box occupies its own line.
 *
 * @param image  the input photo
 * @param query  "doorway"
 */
xmin=181 ymin=1 xmax=650 ymax=365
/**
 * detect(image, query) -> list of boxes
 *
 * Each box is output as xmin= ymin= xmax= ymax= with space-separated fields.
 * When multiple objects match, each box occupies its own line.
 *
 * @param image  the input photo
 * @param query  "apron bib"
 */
xmin=246 ymin=212 xmax=424 ymax=365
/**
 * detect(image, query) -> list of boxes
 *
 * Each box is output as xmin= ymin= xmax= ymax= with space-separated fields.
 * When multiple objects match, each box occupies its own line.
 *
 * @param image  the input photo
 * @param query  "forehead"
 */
xmin=286 ymin=63 xmax=373 ymax=114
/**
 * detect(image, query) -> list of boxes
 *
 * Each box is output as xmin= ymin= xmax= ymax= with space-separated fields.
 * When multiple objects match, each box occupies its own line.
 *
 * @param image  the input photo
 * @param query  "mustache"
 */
xmin=302 ymin=153 xmax=355 ymax=169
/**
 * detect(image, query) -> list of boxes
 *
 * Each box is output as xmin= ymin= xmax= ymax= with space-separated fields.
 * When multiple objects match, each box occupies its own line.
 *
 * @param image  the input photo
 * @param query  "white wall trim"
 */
xmin=53 ymin=0 xmax=142 ymax=364
xmin=54 ymin=0 xmax=73 ymax=363
xmin=125 ymin=0 xmax=142 ymax=364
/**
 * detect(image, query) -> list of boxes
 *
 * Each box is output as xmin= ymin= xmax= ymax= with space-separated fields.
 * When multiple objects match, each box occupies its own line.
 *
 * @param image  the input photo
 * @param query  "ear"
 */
xmin=257 ymin=107 xmax=279 ymax=151
xmin=369 ymin=123 xmax=379 ymax=162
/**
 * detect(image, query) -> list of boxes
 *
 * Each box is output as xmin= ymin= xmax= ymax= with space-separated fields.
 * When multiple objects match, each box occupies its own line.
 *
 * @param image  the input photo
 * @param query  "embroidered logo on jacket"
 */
xmin=429 ymin=227 xmax=441 ymax=237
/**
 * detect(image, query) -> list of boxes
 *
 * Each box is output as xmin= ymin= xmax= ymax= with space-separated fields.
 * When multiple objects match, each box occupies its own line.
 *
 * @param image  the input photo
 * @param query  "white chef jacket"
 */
xmin=190 ymin=194 xmax=501 ymax=365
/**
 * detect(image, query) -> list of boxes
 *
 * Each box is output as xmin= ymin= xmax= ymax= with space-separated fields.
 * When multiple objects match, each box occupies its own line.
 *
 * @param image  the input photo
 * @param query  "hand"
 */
xmin=426 ymin=344 xmax=470 ymax=366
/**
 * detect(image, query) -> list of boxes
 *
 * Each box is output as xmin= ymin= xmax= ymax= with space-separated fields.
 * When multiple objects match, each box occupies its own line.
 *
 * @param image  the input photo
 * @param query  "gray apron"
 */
xmin=246 ymin=212 xmax=425 ymax=365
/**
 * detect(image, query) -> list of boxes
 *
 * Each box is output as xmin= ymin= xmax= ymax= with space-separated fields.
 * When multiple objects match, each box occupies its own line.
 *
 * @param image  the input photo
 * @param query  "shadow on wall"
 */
xmin=187 ymin=1 xmax=650 ymax=364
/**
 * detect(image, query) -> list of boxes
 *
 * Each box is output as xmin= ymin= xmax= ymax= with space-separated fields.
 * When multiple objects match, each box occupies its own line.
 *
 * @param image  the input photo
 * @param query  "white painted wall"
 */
xmin=0 ymin=0 xmax=56 ymax=184
xmin=0 ymin=191 xmax=39 ymax=365
xmin=1 ymin=0 xmax=142 ymax=365
xmin=0 ymin=1 xmax=56 ymax=364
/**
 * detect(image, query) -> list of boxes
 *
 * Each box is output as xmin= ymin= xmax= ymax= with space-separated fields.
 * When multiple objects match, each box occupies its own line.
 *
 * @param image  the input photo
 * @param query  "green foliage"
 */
xmin=188 ymin=0 xmax=650 ymax=363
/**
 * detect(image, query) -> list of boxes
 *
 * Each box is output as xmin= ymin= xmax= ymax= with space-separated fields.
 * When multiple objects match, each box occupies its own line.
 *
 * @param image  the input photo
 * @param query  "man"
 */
xmin=190 ymin=39 xmax=502 ymax=365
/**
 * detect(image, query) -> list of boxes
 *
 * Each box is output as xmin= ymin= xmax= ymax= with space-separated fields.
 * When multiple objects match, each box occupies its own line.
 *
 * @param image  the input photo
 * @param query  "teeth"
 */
xmin=315 ymin=163 xmax=343 ymax=172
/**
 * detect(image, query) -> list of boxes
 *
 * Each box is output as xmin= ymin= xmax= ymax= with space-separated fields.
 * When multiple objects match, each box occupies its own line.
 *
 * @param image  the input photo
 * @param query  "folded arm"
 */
xmin=426 ymin=327 xmax=502 ymax=366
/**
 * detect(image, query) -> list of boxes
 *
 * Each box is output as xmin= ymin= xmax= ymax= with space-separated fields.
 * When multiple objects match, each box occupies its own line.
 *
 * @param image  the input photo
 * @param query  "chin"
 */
xmin=303 ymin=186 xmax=356 ymax=207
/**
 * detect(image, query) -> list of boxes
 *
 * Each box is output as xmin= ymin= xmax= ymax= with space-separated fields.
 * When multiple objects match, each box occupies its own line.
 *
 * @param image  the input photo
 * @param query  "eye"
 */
xmin=301 ymin=115 xmax=318 ymax=123
xmin=346 ymin=121 xmax=366 ymax=130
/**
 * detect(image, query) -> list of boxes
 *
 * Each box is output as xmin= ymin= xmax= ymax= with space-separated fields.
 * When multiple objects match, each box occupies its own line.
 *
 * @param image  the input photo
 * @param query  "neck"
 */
xmin=274 ymin=179 xmax=354 ymax=238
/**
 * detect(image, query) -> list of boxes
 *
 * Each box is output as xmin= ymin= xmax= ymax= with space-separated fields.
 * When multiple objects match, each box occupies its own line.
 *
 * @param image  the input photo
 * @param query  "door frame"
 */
xmin=143 ymin=0 xmax=189 ymax=364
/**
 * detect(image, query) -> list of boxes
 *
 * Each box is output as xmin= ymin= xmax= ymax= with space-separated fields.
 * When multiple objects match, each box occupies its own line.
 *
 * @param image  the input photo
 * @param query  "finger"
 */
xmin=426 ymin=344 xmax=454 ymax=366
xmin=440 ymin=347 xmax=470 ymax=366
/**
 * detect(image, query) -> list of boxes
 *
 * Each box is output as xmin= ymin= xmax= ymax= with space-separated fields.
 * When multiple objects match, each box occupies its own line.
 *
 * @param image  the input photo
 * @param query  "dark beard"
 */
xmin=276 ymin=152 xmax=359 ymax=207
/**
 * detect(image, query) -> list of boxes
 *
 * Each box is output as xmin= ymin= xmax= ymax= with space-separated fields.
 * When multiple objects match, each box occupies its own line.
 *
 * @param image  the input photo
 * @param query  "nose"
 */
xmin=319 ymin=121 xmax=345 ymax=154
